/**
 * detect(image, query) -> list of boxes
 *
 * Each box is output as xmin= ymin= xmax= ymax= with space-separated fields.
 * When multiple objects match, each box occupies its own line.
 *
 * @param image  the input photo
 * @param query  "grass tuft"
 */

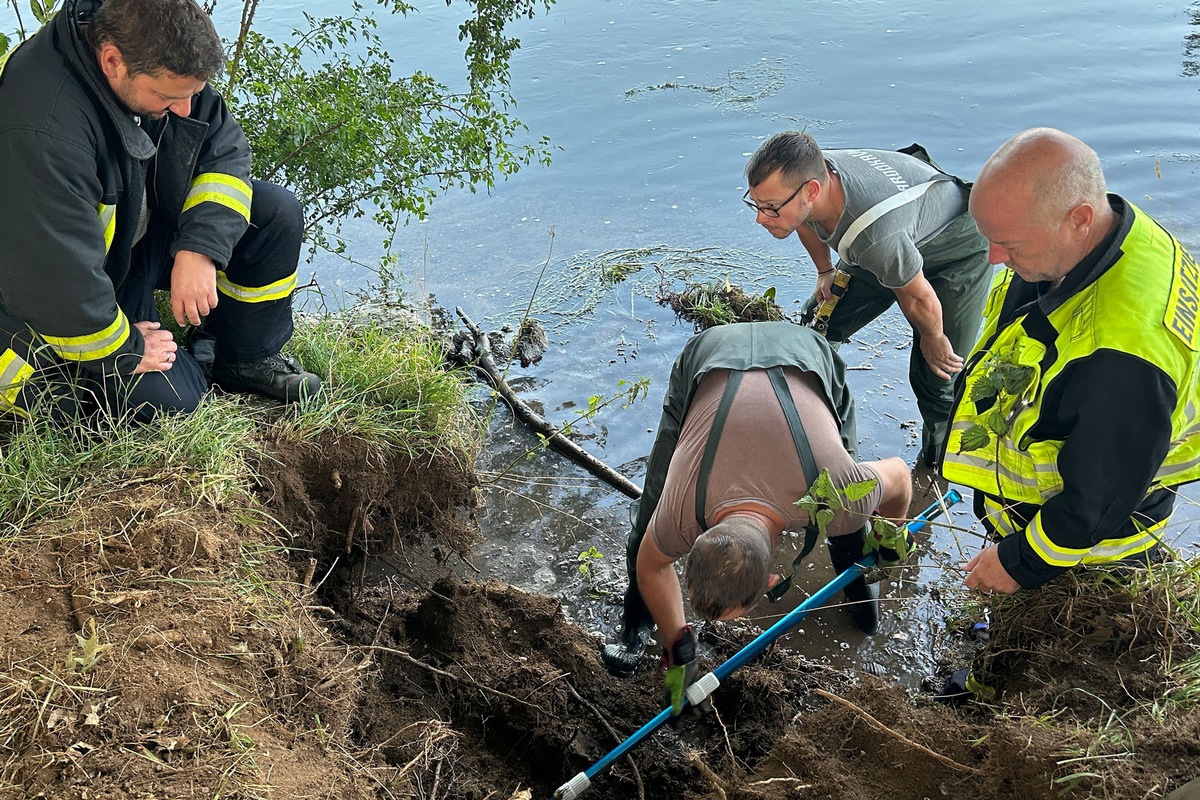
xmin=280 ymin=314 xmax=481 ymax=460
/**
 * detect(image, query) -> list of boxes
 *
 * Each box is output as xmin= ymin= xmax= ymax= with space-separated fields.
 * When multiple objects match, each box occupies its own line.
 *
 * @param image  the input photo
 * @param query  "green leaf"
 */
xmin=841 ymin=477 xmax=878 ymax=503
xmin=814 ymin=508 xmax=835 ymax=537
xmin=958 ymin=424 xmax=992 ymax=453
xmin=968 ymin=371 xmax=1004 ymax=403
xmin=997 ymin=364 xmax=1035 ymax=395
xmin=810 ymin=469 xmax=844 ymax=511
xmin=984 ymin=408 xmax=1009 ymax=436
xmin=762 ymin=286 xmax=776 ymax=302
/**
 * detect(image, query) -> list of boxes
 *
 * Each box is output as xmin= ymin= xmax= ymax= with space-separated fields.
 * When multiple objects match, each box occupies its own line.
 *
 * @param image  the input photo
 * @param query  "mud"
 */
xmin=1 ymin=431 xmax=1197 ymax=799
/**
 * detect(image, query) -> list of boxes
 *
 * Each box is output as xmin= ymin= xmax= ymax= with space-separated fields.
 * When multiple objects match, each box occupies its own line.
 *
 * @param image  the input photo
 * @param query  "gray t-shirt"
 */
xmin=805 ymin=148 xmax=971 ymax=289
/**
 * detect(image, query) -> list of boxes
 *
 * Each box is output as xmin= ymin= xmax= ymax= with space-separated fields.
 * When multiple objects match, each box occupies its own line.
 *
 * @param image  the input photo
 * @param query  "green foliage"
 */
xmin=576 ymin=545 xmax=602 ymax=577
xmin=794 ymin=468 xmax=879 ymax=539
xmin=66 ymin=618 xmax=114 ymax=674
xmin=221 ymin=0 xmax=556 ymax=258
xmin=279 ymin=313 xmax=480 ymax=457
xmin=957 ymin=343 xmax=1036 ymax=455
xmin=2 ymin=0 xmax=59 ymax=53
xmin=0 ymin=392 xmax=256 ymax=529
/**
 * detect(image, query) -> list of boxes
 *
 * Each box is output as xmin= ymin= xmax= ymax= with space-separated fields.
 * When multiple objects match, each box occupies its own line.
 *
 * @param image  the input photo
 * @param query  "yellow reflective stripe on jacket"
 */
xmin=216 ymin=269 xmax=297 ymax=303
xmin=980 ymin=495 xmax=1021 ymax=539
xmin=182 ymin=173 xmax=252 ymax=222
xmin=1025 ymin=514 xmax=1091 ymax=567
xmin=947 ymin=203 xmax=1200 ymax=498
xmin=981 ymin=495 xmax=1164 ymax=566
xmin=40 ymin=310 xmax=131 ymax=361
xmin=945 ymin=203 xmax=1199 ymax=570
xmin=1084 ymin=516 xmax=1165 ymax=562
xmin=98 ymin=203 xmax=116 ymax=253
xmin=0 ymin=348 xmax=33 ymax=410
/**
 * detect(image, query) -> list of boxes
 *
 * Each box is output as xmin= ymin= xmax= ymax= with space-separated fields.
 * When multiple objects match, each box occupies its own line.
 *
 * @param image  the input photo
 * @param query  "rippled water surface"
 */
xmin=270 ymin=0 xmax=1200 ymax=681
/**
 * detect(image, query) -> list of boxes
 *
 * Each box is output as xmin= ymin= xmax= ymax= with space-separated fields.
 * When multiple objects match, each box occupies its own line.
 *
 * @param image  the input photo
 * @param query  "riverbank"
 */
xmin=1 ymin=308 xmax=1197 ymax=799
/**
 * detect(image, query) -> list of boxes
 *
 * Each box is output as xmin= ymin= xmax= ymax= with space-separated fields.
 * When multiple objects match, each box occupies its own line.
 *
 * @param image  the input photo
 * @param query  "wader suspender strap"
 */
xmin=695 ymin=370 xmax=744 ymax=531
xmin=692 ymin=367 xmax=822 ymax=603
xmin=835 ymin=176 xmax=949 ymax=266
xmin=763 ymin=366 xmax=821 ymax=602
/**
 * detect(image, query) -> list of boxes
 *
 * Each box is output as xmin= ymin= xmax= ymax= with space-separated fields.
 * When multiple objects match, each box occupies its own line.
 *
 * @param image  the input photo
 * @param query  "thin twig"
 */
xmin=812 ymin=688 xmax=981 ymax=774
xmin=562 ymin=681 xmax=645 ymax=800
xmin=356 ymin=645 xmax=540 ymax=710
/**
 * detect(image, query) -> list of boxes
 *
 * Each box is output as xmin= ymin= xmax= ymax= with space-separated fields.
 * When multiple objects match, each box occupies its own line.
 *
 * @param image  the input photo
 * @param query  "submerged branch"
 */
xmin=454 ymin=306 xmax=643 ymax=500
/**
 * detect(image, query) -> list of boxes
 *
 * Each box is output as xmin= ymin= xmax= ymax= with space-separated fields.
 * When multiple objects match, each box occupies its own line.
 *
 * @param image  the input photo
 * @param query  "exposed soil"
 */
xmin=2 ymin=431 xmax=1197 ymax=799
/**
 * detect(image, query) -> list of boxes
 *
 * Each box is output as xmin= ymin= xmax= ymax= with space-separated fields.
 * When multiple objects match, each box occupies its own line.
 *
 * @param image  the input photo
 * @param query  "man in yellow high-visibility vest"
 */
xmin=943 ymin=128 xmax=1197 ymax=596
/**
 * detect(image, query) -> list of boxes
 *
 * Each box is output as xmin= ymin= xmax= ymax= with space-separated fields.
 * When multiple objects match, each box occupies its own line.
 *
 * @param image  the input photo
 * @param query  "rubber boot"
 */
xmin=601 ymin=583 xmax=654 ymax=677
xmin=827 ymin=526 xmax=879 ymax=635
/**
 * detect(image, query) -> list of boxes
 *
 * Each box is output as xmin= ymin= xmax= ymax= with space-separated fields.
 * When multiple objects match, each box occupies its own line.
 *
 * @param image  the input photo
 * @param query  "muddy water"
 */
xmin=87 ymin=0 xmax=1200 ymax=682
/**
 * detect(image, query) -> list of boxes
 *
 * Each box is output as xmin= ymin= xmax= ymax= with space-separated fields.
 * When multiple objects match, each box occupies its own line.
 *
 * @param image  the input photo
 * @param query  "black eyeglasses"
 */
xmin=742 ymin=180 xmax=809 ymax=217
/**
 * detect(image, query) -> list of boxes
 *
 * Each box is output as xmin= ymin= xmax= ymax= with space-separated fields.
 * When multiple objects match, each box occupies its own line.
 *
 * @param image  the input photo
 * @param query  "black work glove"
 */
xmin=661 ymin=625 xmax=711 ymax=723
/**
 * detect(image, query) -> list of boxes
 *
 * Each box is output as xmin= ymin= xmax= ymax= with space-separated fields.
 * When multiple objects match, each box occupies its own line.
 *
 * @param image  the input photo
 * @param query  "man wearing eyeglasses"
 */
xmin=744 ymin=131 xmax=993 ymax=468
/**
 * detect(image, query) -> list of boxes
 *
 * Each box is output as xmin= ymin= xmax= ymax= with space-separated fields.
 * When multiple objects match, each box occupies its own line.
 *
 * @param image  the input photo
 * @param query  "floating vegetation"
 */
xmin=660 ymin=280 xmax=789 ymax=331
xmin=624 ymin=59 xmax=837 ymax=128
xmin=503 ymin=244 xmax=803 ymax=328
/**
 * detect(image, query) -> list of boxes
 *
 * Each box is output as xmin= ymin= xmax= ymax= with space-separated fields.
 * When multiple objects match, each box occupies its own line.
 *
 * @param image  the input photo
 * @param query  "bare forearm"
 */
xmin=637 ymin=555 xmax=687 ymax=636
xmin=796 ymin=225 xmax=834 ymax=273
xmin=894 ymin=288 xmax=943 ymax=339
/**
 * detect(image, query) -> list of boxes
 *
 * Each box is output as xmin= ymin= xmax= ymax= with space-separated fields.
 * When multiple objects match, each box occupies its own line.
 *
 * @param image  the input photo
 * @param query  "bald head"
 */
xmin=975 ymin=128 xmax=1107 ymax=227
xmin=970 ymin=128 xmax=1116 ymax=283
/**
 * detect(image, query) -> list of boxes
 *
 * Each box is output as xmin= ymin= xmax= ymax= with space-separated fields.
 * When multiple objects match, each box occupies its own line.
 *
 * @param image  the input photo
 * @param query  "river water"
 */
xmin=348 ymin=0 xmax=1200 ymax=685
xmin=10 ymin=0 xmax=1200 ymax=683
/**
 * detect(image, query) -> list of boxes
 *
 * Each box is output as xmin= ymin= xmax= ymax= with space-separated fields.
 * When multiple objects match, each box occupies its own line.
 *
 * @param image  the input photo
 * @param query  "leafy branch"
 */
xmin=794 ymin=468 xmax=879 ymax=539
xmin=957 ymin=342 xmax=1036 ymax=454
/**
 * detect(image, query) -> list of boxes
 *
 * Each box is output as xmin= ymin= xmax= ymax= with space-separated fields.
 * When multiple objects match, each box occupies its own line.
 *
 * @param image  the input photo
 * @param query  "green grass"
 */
xmin=0 ymin=310 xmax=480 ymax=534
xmin=0 ymin=393 xmax=257 ymax=530
xmin=280 ymin=314 xmax=481 ymax=458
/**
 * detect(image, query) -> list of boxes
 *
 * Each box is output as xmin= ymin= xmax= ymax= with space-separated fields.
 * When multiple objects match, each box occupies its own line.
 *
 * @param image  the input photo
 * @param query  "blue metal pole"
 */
xmin=552 ymin=489 xmax=962 ymax=800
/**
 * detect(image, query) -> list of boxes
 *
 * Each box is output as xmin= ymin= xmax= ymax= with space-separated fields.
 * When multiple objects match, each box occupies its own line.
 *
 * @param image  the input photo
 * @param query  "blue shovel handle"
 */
xmin=552 ymin=488 xmax=962 ymax=800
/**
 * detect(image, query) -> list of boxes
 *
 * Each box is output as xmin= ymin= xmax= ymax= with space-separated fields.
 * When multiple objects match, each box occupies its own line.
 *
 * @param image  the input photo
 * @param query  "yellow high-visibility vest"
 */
xmin=943 ymin=202 xmax=1200 ymax=567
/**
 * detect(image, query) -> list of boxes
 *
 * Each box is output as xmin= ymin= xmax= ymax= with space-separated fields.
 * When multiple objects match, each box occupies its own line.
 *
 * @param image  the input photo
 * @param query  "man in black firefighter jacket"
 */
xmin=0 ymin=0 xmax=319 ymax=423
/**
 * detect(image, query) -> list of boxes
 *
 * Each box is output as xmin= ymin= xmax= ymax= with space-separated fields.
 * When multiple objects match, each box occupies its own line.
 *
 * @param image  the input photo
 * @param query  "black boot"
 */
xmin=212 ymin=352 xmax=321 ymax=403
xmin=827 ymin=526 xmax=879 ymax=635
xmin=601 ymin=584 xmax=654 ymax=677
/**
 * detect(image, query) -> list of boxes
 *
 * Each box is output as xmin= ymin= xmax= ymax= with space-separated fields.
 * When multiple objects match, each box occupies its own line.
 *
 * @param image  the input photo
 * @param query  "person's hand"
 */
xmin=963 ymin=545 xmax=1020 ymax=595
xmin=662 ymin=625 xmax=710 ymax=722
xmin=919 ymin=332 xmax=964 ymax=381
xmin=132 ymin=320 xmax=179 ymax=374
xmin=812 ymin=270 xmax=837 ymax=304
xmin=170 ymin=250 xmax=219 ymax=327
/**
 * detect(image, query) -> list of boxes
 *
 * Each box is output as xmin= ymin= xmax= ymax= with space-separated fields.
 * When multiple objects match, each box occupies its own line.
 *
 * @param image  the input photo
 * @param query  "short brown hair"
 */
xmin=745 ymin=131 xmax=830 ymax=190
xmin=89 ymin=0 xmax=225 ymax=80
xmin=685 ymin=516 xmax=772 ymax=619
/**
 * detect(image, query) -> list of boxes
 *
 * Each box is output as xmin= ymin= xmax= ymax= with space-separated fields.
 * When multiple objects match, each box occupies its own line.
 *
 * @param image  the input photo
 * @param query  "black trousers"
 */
xmin=0 ymin=180 xmax=303 ymax=424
